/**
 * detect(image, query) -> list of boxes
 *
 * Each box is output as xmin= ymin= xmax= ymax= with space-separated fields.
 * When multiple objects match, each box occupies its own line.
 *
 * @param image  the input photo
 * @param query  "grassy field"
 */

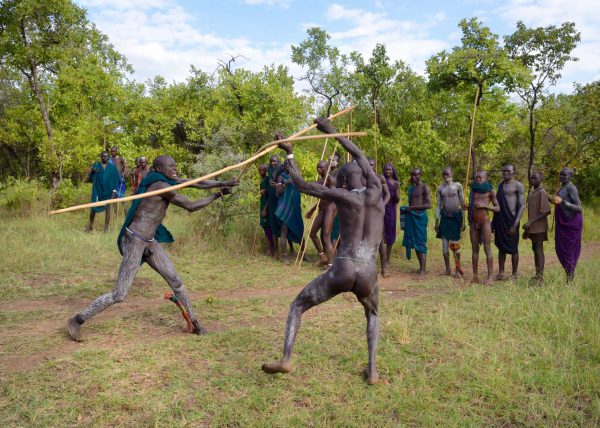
xmin=1 ymin=206 xmax=599 ymax=426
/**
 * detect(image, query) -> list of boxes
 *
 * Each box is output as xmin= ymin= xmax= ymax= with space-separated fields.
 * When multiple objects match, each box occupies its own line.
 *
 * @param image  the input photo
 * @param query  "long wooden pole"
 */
xmin=464 ymin=85 xmax=480 ymax=192
xmin=235 ymin=105 xmax=356 ymax=181
xmin=49 ymin=132 xmax=366 ymax=216
xmin=374 ymin=108 xmax=378 ymax=173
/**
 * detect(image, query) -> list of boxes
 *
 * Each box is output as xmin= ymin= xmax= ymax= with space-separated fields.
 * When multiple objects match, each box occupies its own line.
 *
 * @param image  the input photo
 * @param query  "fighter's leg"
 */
xmin=143 ymin=242 xmax=205 ymax=334
xmin=470 ymin=224 xmax=481 ymax=283
xmin=481 ymin=222 xmax=494 ymax=285
xmin=262 ymin=262 xmax=356 ymax=374
xmin=68 ymin=234 xmax=145 ymax=340
xmin=442 ymin=238 xmax=451 ymax=275
xmin=353 ymin=268 xmax=379 ymax=384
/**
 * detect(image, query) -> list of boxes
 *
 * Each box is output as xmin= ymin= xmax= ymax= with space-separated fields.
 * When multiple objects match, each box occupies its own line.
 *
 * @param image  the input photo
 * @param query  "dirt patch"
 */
xmin=2 ymin=242 xmax=598 ymax=373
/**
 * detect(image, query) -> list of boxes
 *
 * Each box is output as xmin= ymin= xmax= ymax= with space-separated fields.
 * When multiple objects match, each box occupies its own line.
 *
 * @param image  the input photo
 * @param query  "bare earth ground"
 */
xmin=2 ymin=241 xmax=598 ymax=373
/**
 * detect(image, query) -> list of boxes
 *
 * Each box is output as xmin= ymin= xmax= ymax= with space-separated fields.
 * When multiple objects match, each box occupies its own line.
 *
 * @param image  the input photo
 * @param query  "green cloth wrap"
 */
xmin=89 ymin=161 xmax=121 ymax=213
xmin=117 ymin=172 xmax=179 ymax=257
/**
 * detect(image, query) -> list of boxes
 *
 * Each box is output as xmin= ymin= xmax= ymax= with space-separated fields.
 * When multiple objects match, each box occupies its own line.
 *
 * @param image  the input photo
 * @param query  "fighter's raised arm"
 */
xmin=314 ymin=117 xmax=378 ymax=187
xmin=276 ymin=138 xmax=348 ymax=204
xmin=175 ymin=177 xmax=238 ymax=190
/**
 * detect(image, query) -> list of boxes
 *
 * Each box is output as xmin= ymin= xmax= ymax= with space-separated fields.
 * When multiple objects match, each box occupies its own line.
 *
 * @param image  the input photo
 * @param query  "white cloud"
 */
xmin=242 ymin=0 xmax=293 ymax=9
xmin=78 ymin=0 xmax=294 ymax=83
xmin=321 ymin=4 xmax=449 ymax=75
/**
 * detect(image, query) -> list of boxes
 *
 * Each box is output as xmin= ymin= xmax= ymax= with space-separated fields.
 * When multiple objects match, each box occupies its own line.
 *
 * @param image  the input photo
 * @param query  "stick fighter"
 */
xmin=67 ymin=155 xmax=236 ymax=340
xmin=262 ymin=118 xmax=384 ymax=385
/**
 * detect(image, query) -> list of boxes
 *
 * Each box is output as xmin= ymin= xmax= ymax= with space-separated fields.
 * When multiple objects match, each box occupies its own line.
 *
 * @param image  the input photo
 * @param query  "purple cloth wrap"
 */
xmin=554 ymin=204 xmax=583 ymax=275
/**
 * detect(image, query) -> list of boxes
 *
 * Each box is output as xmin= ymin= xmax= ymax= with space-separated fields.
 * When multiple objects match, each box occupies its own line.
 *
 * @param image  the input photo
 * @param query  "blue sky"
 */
xmin=77 ymin=0 xmax=599 ymax=93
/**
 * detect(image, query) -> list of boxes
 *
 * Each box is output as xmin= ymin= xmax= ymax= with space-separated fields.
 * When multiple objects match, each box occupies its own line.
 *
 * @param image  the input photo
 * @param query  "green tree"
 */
xmin=504 ymin=21 xmax=581 ymax=179
xmin=426 ymin=18 xmax=528 ymax=180
xmin=291 ymin=27 xmax=350 ymax=116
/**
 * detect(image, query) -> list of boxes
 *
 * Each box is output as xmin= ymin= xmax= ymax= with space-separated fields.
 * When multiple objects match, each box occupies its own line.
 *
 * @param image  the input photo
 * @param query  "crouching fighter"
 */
xmin=67 ymin=155 xmax=236 ymax=340
xmin=262 ymin=118 xmax=384 ymax=385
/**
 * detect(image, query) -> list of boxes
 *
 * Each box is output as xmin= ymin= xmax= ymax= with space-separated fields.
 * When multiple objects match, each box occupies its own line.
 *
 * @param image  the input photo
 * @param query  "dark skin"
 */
xmin=434 ymin=167 xmax=465 ymax=276
xmin=496 ymin=165 xmax=525 ymax=280
xmin=259 ymin=164 xmax=276 ymax=257
xmin=275 ymin=162 xmax=297 ymax=262
xmin=307 ymin=160 xmax=338 ymax=266
xmin=132 ymin=157 xmax=150 ymax=192
xmin=406 ymin=168 xmax=431 ymax=276
xmin=262 ymin=118 xmax=384 ymax=385
xmin=550 ymin=167 xmax=583 ymax=282
xmin=368 ymin=159 xmax=391 ymax=277
xmin=382 ymin=164 xmax=399 ymax=265
xmin=128 ymin=156 xmax=235 ymax=243
xmin=110 ymin=146 xmax=129 ymax=214
xmin=469 ymin=171 xmax=500 ymax=285
xmin=86 ymin=151 xmax=112 ymax=233
xmin=522 ymin=173 xmax=550 ymax=282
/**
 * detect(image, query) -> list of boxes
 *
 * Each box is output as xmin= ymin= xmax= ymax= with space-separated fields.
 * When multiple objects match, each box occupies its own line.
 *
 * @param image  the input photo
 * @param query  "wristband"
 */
xmin=286 ymin=153 xmax=294 ymax=159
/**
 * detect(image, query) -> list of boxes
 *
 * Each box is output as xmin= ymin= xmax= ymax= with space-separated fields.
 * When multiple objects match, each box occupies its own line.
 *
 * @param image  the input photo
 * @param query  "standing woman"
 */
xmin=550 ymin=167 xmax=583 ymax=282
xmin=383 ymin=163 xmax=401 ymax=264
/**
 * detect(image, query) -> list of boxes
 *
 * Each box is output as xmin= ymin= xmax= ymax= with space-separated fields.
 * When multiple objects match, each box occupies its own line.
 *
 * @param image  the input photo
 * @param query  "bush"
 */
xmin=50 ymin=180 xmax=91 ymax=210
xmin=0 ymin=178 xmax=48 ymax=215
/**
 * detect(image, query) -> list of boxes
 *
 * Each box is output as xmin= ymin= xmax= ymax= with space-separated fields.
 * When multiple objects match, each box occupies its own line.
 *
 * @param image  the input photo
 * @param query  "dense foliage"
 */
xmin=0 ymin=2 xmax=597 ymax=199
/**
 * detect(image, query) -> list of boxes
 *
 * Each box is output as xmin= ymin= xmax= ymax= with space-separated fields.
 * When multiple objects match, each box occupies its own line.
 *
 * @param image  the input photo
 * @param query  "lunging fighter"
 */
xmin=262 ymin=118 xmax=384 ymax=385
xmin=67 ymin=155 xmax=236 ymax=341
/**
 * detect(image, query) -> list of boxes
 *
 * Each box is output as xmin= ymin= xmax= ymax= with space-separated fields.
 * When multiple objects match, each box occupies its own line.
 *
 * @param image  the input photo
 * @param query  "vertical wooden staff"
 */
xmin=462 ymin=85 xmax=480 ymax=233
xmin=295 ymin=141 xmax=339 ymax=269
xmin=374 ymin=108 xmax=378 ymax=173
xmin=464 ymin=85 xmax=480 ymax=192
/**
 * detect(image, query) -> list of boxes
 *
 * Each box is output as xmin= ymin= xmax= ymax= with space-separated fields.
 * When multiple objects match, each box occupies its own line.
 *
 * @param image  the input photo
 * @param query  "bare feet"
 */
xmin=261 ymin=361 xmax=293 ymax=374
xmin=363 ymin=368 xmax=379 ymax=385
xmin=470 ymin=276 xmax=480 ymax=284
xmin=192 ymin=320 xmax=208 ymax=335
xmin=485 ymin=276 xmax=494 ymax=286
xmin=67 ymin=316 xmax=82 ymax=341
xmin=495 ymin=273 xmax=506 ymax=281
xmin=444 ymin=270 xmax=452 ymax=276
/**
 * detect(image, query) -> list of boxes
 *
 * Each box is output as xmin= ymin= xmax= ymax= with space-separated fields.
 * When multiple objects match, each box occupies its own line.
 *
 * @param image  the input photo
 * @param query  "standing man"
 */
xmin=522 ymin=172 xmax=551 ymax=284
xmin=492 ymin=164 xmax=525 ymax=280
xmin=550 ymin=167 xmax=583 ymax=282
xmin=275 ymin=161 xmax=304 ymax=263
xmin=131 ymin=156 xmax=150 ymax=194
xmin=266 ymin=155 xmax=282 ymax=258
xmin=435 ymin=167 xmax=465 ymax=276
xmin=67 ymin=155 xmax=235 ymax=341
xmin=109 ymin=146 xmax=128 ymax=198
xmin=367 ymin=159 xmax=391 ymax=277
xmin=258 ymin=164 xmax=276 ymax=257
xmin=382 ymin=163 xmax=400 ymax=270
xmin=469 ymin=171 xmax=500 ymax=285
xmin=306 ymin=160 xmax=337 ymax=266
xmin=262 ymin=118 xmax=384 ymax=385
xmin=402 ymin=168 xmax=431 ymax=276
xmin=85 ymin=151 xmax=121 ymax=233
